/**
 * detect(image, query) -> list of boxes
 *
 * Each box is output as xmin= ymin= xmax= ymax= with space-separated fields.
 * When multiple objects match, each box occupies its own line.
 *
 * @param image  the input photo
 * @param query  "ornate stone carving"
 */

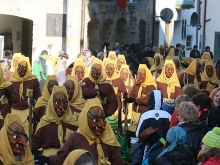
xmin=46 ymin=14 xmax=66 ymax=37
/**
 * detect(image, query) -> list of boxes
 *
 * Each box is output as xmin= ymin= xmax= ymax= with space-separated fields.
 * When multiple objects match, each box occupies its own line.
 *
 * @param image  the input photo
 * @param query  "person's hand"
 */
xmin=34 ymin=155 xmax=50 ymax=165
xmin=125 ymin=97 xmax=136 ymax=103
xmin=3 ymin=88 xmax=11 ymax=98
xmin=97 ymin=90 xmax=106 ymax=99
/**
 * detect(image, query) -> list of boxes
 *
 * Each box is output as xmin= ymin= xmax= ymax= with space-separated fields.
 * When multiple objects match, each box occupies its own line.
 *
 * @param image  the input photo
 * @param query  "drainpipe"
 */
xmin=202 ymin=0 xmax=207 ymax=52
xmin=196 ymin=0 xmax=199 ymax=46
xmin=152 ymin=0 xmax=156 ymax=46
xmin=80 ymin=0 xmax=86 ymax=52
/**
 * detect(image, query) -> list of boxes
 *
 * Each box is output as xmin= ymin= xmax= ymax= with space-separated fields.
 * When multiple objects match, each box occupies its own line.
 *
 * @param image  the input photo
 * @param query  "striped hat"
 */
xmin=162 ymin=99 xmax=175 ymax=114
xmin=202 ymin=127 xmax=220 ymax=148
xmin=106 ymin=116 xmax=118 ymax=131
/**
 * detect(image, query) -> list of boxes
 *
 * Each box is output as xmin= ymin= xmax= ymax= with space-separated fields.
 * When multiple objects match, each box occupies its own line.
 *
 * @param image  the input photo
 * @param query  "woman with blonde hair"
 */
xmin=209 ymin=87 xmax=220 ymax=108
xmin=197 ymin=127 xmax=220 ymax=164
xmin=177 ymin=102 xmax=206 ymax=154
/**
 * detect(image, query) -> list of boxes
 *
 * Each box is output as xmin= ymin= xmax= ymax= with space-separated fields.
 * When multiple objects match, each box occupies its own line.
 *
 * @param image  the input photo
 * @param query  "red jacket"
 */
xmin=203 ymin=157 xmax=220 ymax=165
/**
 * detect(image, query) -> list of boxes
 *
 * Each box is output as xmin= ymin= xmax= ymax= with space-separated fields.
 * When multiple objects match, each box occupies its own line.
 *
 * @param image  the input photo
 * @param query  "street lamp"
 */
xmin=128 ymin=5 xmax=135 ymax=13
xmin=101 ymin=5 xmax=108 ymax=13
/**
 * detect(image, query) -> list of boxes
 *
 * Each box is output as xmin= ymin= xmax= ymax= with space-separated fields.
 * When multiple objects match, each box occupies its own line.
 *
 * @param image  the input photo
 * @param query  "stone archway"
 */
xmin=116 ymin=18 xmax=127 ymax=48
xmin=103 ymin=18 xmax=114 ymax=50
xmin=0 ymin=14 xmax=33 ymax=61
xmin=139 ymin=19 xmax=146 ymax=48
xmin=87 ymin=19 xmax=100 ymax=52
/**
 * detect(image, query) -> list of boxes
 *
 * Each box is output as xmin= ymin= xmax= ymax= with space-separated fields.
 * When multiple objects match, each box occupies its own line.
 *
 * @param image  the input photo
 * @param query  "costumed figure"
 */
xmin=156 ymin=59 xmax=181 ymax=100
xmin=63 ymin=75 xmax=85 ymax=120
xmin=81 ymin=58 xmax=118 ymax=117
xmin=108 ymin=51 xmax=117 ymax=61
xmin=63 ymin=149 xmax=95 ymax=165
xmin=33 ymin=75 xmax=58 ymax=132
xmin=150 ymin=53 xmax=164 ymax=79
xmin=120 ymin=64 xmax=134 ymax=121
xmin=116 ymin=54 xmax=126 ymax=74
xmin=178 ymin=58 xmax=203 ymax=88
xmin=34 ymin=98 xmax=123 ymax=165
xmin=201 ymin=61 xmax=219 ymax=92
xmin=32 ymin=85 xmax=78 ymax=157
xmin=172 ymin=56 xmax=183 ymax=76
xmin=71 ymin=58 xmax=89 ymax=83
xmin=11 ymin=57 xmax=41 ymax=134
xmin=4 ymin=53 xmax=23 ymax=81
xmin=104 ymin=58 xmax=126 ymax=118
xmin=126 ymin=64 xmax=157 ymax=133
xmin=0 ymin=114 xmax=34 ymax=165
xmin=201 ymin=52 xmax=212 ymax=63
xmin=0 ymin=67 xmax=19 ymax=119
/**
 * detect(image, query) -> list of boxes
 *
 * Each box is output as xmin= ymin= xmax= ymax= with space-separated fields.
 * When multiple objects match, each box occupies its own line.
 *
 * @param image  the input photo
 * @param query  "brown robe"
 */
xmin=130 ymin=84 xmax=156 ymax=113
xmin=110 ymin=77 xmax=127 ymax=110
xmin=0 ymin=119 xmax=3 ymax=130
xmin=81 ymin=78 xmax=118 ymax=116
xmin=178 ymin=72 xmax=201 ymax=88
xmin=0 ymin=84 xmax=20 ymax=118
xmin=11 ymin=79 xmax=41 ymax=110
xmin=156 ymin=81 xmax=181 ymax=100
xmin=49 ymin=132 xmax=123 ymax=165
xmin=201 ymin=81 xmax=218 ymax=90
xmin=32 ymin=122 xmax=78 ymax=153
xmin=33 ymin=106 xmax=46 ymax=123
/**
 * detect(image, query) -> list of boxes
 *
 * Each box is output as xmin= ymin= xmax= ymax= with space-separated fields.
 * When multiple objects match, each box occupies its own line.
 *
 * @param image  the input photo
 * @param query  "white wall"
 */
xmin=200 ymin=0 xmax=220 ymax=59
xmin=0 ymin=0 xmax=82 ymax=66
xmin=155 ymin=0 xmax=199 ymax=56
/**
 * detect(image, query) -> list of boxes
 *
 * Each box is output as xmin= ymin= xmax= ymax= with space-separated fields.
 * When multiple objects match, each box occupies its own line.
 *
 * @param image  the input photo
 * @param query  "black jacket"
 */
xmin=154 ymin=146 xmax=197 ymax=165
xmin=178 ymin=121 xmax=205 ymax=151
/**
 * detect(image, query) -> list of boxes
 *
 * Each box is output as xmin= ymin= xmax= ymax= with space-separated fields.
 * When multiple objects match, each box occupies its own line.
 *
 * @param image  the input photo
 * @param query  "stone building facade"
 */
xmin=0 ymin=0 xmax=153 ymax=64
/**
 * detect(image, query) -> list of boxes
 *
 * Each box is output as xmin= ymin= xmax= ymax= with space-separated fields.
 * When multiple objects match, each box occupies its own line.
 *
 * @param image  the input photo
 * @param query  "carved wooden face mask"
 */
xmin=63 ymin=80 xmax=74 ymax=101
xmin=206 ymin=65 xmax=214 ymax=78
xmin=75 ymin=65 xmax=85 ymax=82
xmin=105 ymin=63 xmax=115 ymax=78
xmin=7 ymin=122 xmax=28 ymax=155
xmin=117 ymin=58 xmax=125 ymax=70
xmin=155 ymin=56 xmax=160 ymax=66
xmin=196 ymin=62 xmax=203 ymax=75
xmin=173 ymin=59 xmax=180 ymax=70
xmin=47 ymin=80 xmax=58 ymax=95
xmin=17 ymin=61 xmax=28 ymax=77
xmin=136 ymin=68 xmax=146 ymax=84
xmin=13 ymin=57 xmax=20 ymax=69
xmin=87 ymin=106 xmax=106 ymax=136
xmin=53 ymin=92 xmax=68 ymax=117
xmin=91 ymin=63 xmax=101 ymax=80
xmin=120 ymin=68 xmax=129 ymax=81
xmin=165 ymin=63 xmax=174 ymax=78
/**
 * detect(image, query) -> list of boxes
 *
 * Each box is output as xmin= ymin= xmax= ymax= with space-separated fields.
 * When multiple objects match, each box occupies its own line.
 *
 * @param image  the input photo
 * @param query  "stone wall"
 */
xmin=85 ymin=0 xmax=153 ymax=52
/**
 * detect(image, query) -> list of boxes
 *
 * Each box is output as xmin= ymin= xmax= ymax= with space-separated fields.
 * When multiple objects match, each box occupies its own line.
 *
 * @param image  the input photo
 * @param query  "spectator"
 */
xmin=182 ymin=83 xmax=200 ymax=98
xmin=169 ymin=94 xmax=191 ymax=128
xmin=175 ymin=43 xmax=183 ymax=61
xmin=155 ymin=126 xmax=196 ymax=165
xmin=201 ymin=46 xmax=214 ymax=60
xmin=162 ymin=99 xmax=176 ymax=115
xmin=197 ymin=127 xmax=220 ymax=164
xmin=144 ymin=45 xmax=155 ymax=58
xmin=209 ymin=87 xmax=220 ymax=109
xmin=177 ymin=102 xmax=206 ymax=156
xmin=190 ymin=45 xmax=200 ymax=58
xmin=205 ymin=109 xmax=220 ymax=134
xmin=33 ymin=50 xmax=49 ymax=92
xmin=56 ymin=53 xmax=69 ymax=74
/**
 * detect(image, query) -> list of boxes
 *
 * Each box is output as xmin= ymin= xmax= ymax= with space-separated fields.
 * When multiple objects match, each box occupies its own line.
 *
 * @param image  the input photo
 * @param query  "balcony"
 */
xmin=176 ymin=0 xmax=195 ymax=10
